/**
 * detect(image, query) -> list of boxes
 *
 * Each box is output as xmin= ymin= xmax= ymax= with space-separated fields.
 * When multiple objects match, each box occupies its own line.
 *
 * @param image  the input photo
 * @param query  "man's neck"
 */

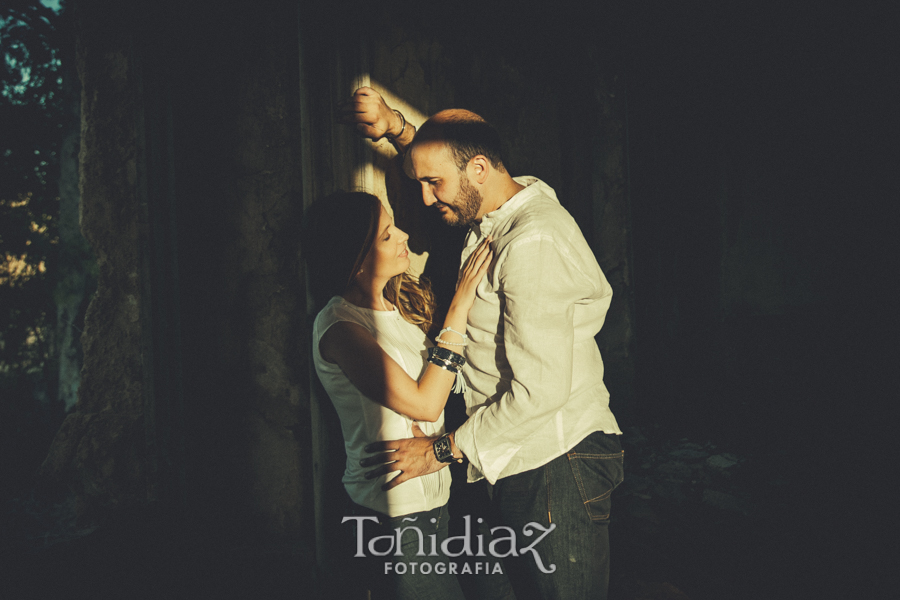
xmin=480 ymin=175 xmax=526 ymax=218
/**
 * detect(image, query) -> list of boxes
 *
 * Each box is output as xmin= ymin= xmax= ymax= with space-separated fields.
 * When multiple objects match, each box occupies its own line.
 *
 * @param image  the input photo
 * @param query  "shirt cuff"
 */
xmin=452 ymin=416 xmax=482 ymax=477
xmin=453 ymin=407 xmax=519 ymax=485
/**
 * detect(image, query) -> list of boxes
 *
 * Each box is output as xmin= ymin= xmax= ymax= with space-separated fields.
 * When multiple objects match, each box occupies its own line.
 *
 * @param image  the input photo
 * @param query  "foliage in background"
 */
xmin=1 ymin=0 xmax=76 ymax=491
xmin=1 ymin=0 xmax=62 ymax=378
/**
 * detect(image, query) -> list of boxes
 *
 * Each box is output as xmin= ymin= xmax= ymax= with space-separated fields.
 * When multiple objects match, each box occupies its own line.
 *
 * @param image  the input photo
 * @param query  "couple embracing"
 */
xmin=303 ymin=87 xmax=623 ymax=600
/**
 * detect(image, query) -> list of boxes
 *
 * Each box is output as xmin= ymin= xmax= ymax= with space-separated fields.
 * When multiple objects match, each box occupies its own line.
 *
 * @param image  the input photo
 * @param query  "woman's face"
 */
xmin=360 ymin=204 xmax=410 ymax=281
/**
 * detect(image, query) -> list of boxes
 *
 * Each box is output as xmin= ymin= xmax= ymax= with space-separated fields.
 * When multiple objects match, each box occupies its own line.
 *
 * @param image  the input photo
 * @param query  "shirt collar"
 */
xmin=471 ymin=176 xmax=555 ymax=238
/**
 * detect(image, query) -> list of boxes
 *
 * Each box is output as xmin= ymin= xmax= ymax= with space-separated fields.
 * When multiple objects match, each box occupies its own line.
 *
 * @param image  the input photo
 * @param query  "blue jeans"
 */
xmin=489 ymin=431 xmax=624 ymax=600
xmin=348 ymin=502 xmax=465 ymax=600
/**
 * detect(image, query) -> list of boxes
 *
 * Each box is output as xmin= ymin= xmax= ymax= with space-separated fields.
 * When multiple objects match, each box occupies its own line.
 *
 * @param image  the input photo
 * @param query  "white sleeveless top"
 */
xmin=312 ymin=296 xmax=450 ymax=517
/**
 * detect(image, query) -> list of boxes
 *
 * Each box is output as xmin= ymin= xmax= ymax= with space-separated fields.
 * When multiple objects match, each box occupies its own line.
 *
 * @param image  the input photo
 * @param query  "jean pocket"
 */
xmin=566 ymin=448 xmax=624 ymax=522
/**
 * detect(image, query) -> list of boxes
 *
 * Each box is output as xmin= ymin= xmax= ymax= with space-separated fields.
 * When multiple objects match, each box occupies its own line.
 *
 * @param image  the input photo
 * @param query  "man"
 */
xmin=339 ymin=87 xmax=623 ymax=600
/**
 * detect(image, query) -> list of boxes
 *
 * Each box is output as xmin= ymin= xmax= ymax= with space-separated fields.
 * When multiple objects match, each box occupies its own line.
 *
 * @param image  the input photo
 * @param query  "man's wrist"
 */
xmin=386 ymin=109 xmax=406 ymax=139
xmin=388 ymin=116 xmax=416 ymax=153
xmin=448 ymin=432 xmax=464 ymax=460
xmin=434 ymin=431 xmax=465 ymax=463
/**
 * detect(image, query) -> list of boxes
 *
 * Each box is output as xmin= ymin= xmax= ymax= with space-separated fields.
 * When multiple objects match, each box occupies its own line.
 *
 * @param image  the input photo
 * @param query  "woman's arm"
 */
xmin=319 ymin=238 xmax=492 ymax=422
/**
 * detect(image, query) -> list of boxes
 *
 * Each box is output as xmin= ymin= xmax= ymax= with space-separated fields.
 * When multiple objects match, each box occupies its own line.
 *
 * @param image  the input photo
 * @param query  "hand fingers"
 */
xmin=336 ymin=99 xmax=376 ymax=115
xmin=462 ymin=238 xmax=493 ymax=276
xmin=335 ymin=100 xmax=379 ymax=126
xmin=336 ymin=108 xmax=375 ymax=122
xmin=474 ymin=249 xmax=493 ymax=276
xmin=364 ymin=461 xmax=400 ymax=480
xmin=335 ymin=102 xmax=375 ymax=119
xmin=335 ymin=114 xmax=377 ymax=130
xmin=412 ymin=422 xmax=425 ymax=437
xmin=462 ymin=237 xmax=491 ymax=267
xmin=359 ymin=451 xmax=397 ymax=468
xmin=338 ymin=87 xmax=376 ymax=107
xmin=472 ymin=239 xmax=493 ymax=265
xmin=356 ymin=123 xmax=385 ymax=140
xmin=472 ymin=236 xmax=493 ymax=261
xmin=364 ymin=440 xmax=399 ymax=453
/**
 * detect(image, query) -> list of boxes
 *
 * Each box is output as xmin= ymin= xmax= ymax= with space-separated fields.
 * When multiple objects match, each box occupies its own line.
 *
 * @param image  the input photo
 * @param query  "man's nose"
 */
xmin=420 ymin=183 xmax=436 ymax=206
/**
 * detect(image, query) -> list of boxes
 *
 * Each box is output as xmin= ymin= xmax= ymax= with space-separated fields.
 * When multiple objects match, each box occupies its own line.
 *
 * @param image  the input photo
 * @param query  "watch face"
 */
xmin=434 ymin=435 xmax=453 ymax=463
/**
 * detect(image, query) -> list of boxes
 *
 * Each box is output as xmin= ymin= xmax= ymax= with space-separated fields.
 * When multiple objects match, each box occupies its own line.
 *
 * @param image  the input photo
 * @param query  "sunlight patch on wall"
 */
xmin=351 ymin=80 xmax=430 ymax=278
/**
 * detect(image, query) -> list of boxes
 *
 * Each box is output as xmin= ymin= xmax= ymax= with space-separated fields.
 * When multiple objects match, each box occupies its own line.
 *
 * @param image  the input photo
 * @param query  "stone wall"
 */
xmin=40 ymin=0 xmax=147 ymax=519
xmin=41 ymin=0 xmax=633 ymax=551
xmin=175 ymin=0 xmax=311 ymax=537
xmin=41 ymin=0 xmax=312 ymax=540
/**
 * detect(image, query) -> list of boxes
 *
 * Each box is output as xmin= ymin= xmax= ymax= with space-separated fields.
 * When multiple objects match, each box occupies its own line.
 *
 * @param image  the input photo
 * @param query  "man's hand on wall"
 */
xmin=336 ymin=86 xmax=402 ymax=141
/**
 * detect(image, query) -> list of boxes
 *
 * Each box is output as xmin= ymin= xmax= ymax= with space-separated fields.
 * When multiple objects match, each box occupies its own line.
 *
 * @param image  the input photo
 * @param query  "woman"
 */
xmin=303 ymin=191 xmax=492 ymax=600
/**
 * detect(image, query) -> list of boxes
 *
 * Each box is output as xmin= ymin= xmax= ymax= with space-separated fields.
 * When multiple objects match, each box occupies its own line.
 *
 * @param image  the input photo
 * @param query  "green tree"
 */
xmin=0 ymin=0 xmax=85 ymax=490
xmin=1 ymin=0 xmax=62 ymax=378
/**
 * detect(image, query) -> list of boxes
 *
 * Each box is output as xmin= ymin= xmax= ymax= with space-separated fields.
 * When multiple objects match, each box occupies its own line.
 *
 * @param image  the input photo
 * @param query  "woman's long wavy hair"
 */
xmin=303 ymin=191 xmax=435 ymax=334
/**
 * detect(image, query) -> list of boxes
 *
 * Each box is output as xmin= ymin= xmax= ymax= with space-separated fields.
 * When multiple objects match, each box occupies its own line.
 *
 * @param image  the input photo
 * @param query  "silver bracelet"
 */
xmin=428 ymin=356 xmax=460 ymax=374
xmin=429 ymin=346 xmax=465 ymax=367
xmin=388 ymin=109 xmax=406 ymax=139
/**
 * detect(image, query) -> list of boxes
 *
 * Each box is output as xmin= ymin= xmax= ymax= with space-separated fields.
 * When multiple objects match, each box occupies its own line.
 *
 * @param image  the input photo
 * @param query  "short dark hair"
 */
xmin=414 ymin=110 xmax=507 ymax=172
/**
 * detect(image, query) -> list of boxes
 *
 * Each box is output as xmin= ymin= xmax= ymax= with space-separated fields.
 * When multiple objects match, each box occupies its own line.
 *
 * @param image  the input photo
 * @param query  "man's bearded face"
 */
xmin=439 ymin=170 xmax=482 ymax=227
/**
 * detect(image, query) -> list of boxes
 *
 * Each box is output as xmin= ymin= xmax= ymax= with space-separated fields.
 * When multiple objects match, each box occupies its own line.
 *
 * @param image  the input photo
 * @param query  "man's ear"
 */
xmin=469 ymin=155 xmax=490 ymax=184
xmin=403 ymin=147 xmax=415 ymax=179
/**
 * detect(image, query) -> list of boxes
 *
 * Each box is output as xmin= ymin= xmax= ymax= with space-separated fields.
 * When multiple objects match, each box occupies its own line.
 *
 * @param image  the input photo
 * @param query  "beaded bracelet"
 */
xmin=436 ymin=327 xmax=468 ymax=347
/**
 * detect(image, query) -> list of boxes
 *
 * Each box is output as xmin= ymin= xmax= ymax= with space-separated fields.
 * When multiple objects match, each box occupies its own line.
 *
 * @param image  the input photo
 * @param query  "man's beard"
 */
xmin=439 ymin=171 xmax=483 ymax=227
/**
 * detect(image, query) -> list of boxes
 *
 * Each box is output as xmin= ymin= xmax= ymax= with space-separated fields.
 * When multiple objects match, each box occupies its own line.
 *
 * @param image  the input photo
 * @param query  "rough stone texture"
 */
xmin=224 ymin=32 xmax=309 ymax=537
xmin=617 ymin=426 xmax=753 ymax=535
xmin=701 ymin=489 xmax=749 ymax=514
xmin=612 ymin=426 xmax=766 ymax=597
xmin=41 ymin=0 xmax=312 ymax=539
xmin=170 ymin=0 xmax=311 ymax=539
xmin=40 ymin=0 xmax=146 ymax=520
xmin=55 ymin=79 xmax=92 ymax=412
xmin=588 ymin=63 xmax=636 ymax=415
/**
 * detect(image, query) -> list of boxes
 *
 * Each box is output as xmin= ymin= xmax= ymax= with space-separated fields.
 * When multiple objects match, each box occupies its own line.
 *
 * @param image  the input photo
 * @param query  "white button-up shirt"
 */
xmin=453 ymin=176 xmax=622 ymax=484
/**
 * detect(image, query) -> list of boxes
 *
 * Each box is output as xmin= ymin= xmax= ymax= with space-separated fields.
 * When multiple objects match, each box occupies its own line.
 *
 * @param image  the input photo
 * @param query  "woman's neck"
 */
xmin=342 ymin=279 xmax=392 ymax=311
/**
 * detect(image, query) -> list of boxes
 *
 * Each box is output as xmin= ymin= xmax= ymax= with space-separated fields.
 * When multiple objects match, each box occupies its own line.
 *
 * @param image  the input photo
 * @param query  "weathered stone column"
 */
xmin=41 ymin=0 xmax=148 ymax=519
xmin=41 ymin=0 xmax=314 ymax=541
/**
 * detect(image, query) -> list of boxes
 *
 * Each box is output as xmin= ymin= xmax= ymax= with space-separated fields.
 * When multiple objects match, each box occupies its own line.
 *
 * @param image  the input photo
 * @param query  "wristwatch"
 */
xmin=433 ymin=433 xmax=462 ymax=464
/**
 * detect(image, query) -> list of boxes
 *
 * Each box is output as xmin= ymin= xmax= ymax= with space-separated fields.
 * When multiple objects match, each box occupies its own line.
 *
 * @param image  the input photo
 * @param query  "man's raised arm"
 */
xmin=336 ymin=86 xmax=416 ymax=153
